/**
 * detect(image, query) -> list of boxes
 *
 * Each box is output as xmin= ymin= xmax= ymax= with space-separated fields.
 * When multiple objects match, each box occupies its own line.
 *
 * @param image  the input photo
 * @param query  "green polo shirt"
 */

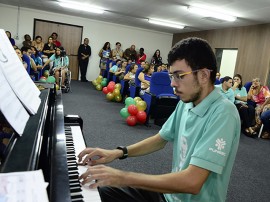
xmin=215 ymin=84 xmax=235 ymax=103
xmin=233 ymin=87 xmax=247 ymax=104
xmin=159 ymin=87 xmax=240 ymax=202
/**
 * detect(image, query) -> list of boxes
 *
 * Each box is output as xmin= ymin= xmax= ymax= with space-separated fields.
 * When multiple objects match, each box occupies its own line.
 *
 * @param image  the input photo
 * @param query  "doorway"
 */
xmin=33 ymin=19 xmax=83 ymax=80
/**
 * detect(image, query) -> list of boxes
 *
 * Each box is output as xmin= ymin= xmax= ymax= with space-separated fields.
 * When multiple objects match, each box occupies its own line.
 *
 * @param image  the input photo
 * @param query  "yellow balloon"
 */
xmin=96 ymin=84 xmax=102 ymax=91
xmin=115 ymin=94 xmax=122 ymax=102
xmin=106 ymin=92 xmax=114 ymax=101
xmin=55 ymin=84 xmax=59 ymax=90
xmin=115 ymin=83 xmax=122 ymax=90
xmin=137 ymin=100 xmax=147 ymax=111
xmin=98 ymin=75 xmax=103 ymax=80
xmin=134 ymin=97 xmax=142 ymax=103
xmin=113 ymin=89 xmax=120 ymax=96
xmin=96 ymin=78 xmax=102 ymax=84
xmin=92 ymin=79 xmax=98 ymax=86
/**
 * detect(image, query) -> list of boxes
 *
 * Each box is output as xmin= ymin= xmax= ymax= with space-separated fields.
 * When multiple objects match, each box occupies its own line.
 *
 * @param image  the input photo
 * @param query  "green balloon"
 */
xmin=101 ymin=80 xmax=107 ymax=87
xmin=46 ymin=76 xmax=56 ymax=83
xmin=125 ymin=97 xmax=136 ymax=107
xmin=120 ymin=108 xmax=130 ymax=119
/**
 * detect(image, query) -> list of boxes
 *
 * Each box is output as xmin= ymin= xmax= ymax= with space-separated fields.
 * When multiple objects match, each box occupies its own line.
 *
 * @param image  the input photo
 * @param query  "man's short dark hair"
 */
xmin=222 ymin=76 xmax=232 ymax=83
xmin=21 ymin=46 xmax=30 ymax=53
xmin=168 ymin=37 xmax=217 ymax=84
xmin=52 ymin=32 xmax=58 ymax=37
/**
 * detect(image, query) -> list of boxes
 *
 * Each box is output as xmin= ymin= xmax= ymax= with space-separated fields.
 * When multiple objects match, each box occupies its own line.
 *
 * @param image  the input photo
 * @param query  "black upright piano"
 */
xmin=0 ymin=85 xmax=84 ymax=202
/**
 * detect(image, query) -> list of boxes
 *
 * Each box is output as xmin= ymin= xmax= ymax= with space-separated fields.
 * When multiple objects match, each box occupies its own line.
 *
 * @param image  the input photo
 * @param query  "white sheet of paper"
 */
xmin=0 ymin=29 xmax=41 ymax=115
xmin=0 ymin=170 xmax=49 ymax=202
xmin=0 ymin=68 xmax=29 ymax=135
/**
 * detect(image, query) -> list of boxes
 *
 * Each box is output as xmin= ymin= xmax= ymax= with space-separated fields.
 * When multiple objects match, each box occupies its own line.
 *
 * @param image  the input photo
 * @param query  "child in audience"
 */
xmin=22 ymin=34 xmax=32 ymax=48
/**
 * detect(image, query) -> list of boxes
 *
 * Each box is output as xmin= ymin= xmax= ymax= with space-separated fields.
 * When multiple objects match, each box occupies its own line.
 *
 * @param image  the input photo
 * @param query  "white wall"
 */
xmin=0 ymin=4 xmax=173 ymax=81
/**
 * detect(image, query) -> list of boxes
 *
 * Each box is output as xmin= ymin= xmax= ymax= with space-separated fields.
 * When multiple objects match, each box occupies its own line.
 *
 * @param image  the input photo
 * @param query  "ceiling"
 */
xmin=1 ymin=0 xmax=270 ymax=33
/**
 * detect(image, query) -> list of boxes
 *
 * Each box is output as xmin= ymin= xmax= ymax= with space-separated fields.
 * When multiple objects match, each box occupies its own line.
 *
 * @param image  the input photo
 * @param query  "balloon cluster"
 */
xmin=102 ymin=81 xmax=122 ymax=102
xmin=92 ymin=75 xmax=107 ymax=91
xmin=39 ymin=75 xmax=56 ymax=83
xmin=120 ymin=97 xmax=147 ymax=126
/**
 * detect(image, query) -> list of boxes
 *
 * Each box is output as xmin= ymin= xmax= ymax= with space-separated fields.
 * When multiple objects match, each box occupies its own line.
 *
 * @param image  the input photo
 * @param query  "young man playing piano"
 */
xmin=78 ymin=37 xmax=241 ymax=202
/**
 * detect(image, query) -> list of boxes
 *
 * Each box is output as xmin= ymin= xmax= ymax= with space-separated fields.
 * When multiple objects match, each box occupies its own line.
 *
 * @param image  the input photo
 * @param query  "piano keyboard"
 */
xmin=65 ymin=125 xmax=101 ymax=202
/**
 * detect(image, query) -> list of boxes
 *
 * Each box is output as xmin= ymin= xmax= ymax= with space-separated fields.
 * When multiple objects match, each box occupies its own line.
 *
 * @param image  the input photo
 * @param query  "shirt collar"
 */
xmin=189 ymin=87 xmax=222 ymax=117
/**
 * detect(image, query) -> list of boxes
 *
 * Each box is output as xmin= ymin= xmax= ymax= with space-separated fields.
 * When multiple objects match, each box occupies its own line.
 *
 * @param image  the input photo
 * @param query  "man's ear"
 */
xmin=198 ymin=69 xmax=211 ymax=83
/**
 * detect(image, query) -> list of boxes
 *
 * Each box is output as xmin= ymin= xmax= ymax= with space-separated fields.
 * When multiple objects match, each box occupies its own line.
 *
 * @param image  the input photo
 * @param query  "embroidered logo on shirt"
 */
xmin=209 ymin=138 xmax=226 ymax=156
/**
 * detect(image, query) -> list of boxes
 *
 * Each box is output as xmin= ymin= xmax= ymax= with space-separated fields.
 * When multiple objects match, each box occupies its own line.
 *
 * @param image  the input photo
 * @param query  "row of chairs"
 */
xmin=102 ymin=60 xmax=180 ymax=126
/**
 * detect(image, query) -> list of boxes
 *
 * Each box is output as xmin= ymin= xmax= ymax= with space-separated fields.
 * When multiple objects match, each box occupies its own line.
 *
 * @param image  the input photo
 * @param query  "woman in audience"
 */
xmin=111 ymin=42 xmax=123 ymax=60
xmin=98 ymin=42 xmax=111 ymax=75
xmin=114 ymin=60 xmax=127 ymax=81
xmin=43 ymin=46 xmax=69 ymax=87
xmin=138 ymin=63 xmax=154 ymax=95
xmin=151 ymin=49 xmax=162 ymax=71
xmin=136 ymin=47 xmax=146 ymax=65
xmin=124 ymin=63 xmax=138 ymax=84
xmin=15 ymin=48 xmax=27 ymax=69
xmin=232 ymin=74 xmax=256 ymax=137
xmin=5 ymin=31 xmax=15 ymax=47
xmin=247 ymin=78 xmax=270 ymax=133
xmin=32 ymin=36 xmax=44 ymax=53
xmin=31 ymin=46 xmax=43 ymax=68
xmin=22 ymin=34 xmax=32 ymax=48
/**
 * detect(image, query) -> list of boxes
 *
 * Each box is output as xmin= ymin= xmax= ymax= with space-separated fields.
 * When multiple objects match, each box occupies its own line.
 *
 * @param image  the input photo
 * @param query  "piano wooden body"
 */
xmin=0 ymin=85 xmax=99 ymax=202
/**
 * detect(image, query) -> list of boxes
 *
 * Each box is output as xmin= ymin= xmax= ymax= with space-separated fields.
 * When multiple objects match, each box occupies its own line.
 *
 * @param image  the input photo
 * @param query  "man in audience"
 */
xmin=78 ymin=38 xmax=91 ymax=82
xmin=216 ymin=76 xmax=235 ymax=103
xmin=78 ymin=37 xmax=241 ymax=202
xmin=51 ymin=32 xmax=61 ymax=47
xmin=123 ymin=44 xmax=137 ymax=62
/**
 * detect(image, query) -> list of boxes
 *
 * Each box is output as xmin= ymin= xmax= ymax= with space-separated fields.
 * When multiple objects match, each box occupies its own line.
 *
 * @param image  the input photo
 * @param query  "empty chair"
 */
xmin=142 ymin=72 xmax=179 ymax=126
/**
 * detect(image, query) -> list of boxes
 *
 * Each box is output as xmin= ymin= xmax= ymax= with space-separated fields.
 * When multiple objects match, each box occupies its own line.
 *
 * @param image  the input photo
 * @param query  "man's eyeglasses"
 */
xmin=168 ymin=70 xmax=200 ymax=81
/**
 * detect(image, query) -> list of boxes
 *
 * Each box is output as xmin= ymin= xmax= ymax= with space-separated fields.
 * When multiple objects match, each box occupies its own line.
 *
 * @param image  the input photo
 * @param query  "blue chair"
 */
xmin=244 ymin=81 xmax=252 ymax=92
xmin=107 ymin=61 xmax=117 ymax=82
xmin=129 ymin=67 xmax=143 ymax=98
xmin=120 ymin=64 xmax=131 ymax=97
xmin=142 ymin=72 xmax=179 ymax=126
xmin=214 ymin=78 xmax=221 ymax=85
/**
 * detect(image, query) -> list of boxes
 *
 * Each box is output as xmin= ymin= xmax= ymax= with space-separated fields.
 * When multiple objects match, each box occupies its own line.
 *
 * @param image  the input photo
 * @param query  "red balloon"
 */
xmin=127 ymin=104 xmax=138 ymax=116
xmin=107 ymin=84 xmax=114 ymax=93
xmin=136 ymin=111 xmax=147 ymax=123
xmin=102 ymin=87 xmax=109 ymax=94
xmin=108 ymin=81 xmax=115 ymax=86
xmin=126 ymin=116 xmax=137 ymax=126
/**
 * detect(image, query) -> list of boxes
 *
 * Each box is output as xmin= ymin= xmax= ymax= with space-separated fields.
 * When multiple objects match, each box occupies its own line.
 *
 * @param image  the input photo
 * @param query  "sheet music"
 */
xmin=0 ymin=68 xmax=29 ymax=135
xmin=0 ymin=29 xmax=41 ymax=115
xmin=0 ymin=169 xmax=49 ymax=202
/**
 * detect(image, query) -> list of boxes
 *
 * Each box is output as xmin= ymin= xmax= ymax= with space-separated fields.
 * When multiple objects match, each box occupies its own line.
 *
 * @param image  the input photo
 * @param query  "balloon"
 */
xmin=98 ymin=75 xmax=103 ymax=80
xmin=55 ymin=84 xmax=60 ymax=90
xmin=106 ymin=92 xmax=114 ymax=101
xmin=127 ymin=104 xmax=138 ymax=116
xmin=108 ymin=81 xmax=115 ymax=86
xmin=113 ymin=89 xmax=120 ymax=96
xmin=137 ymin=100 xmax=147 ymax=111
xmin=115 ymin=83 xmax=122 ymax=90
xmin=134 ymin=97 xmax=142 ymax=103
xmin=115 ymin=94 xmax=122 ymax=102
xmin=136 ymin=111 xmax=147 ymax=123
xmin=101 ymin=80 xmax=107 ymax=87
xmin=47 ymin=76 xmax=56 ymax=83
xmin=96 ymin=77 xmax=102 ymax=84
xmin=43 ymin=70 xmax=49 ymax=78
xmin=125 ymin=97 xmax=136 ymax=107
xmin=39 ymin=78 xmax=46 ymax=83
xmin=92 ymin=79 xmax=98 ymax=86
xmin=126 ymin=116 xmax=137 ymax=126
xmin=107 ymin=84 xmax=114 ymax=93
xmin=96 ymin=84 xmax=102 ymax=91
xmin=102 ymin=87 xmax=109 ymax=94
xmin=120 ymin=107 xmax=130 ymax=119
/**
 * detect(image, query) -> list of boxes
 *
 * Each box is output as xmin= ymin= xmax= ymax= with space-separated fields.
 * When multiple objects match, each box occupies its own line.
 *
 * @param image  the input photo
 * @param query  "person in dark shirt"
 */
xmin=78 ymin=38 xmax=92 ymax=82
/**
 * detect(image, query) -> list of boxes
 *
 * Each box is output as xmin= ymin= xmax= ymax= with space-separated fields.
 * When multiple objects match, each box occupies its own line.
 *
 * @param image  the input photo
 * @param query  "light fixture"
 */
xmin=187 ymin=6 xmax=237 ymax=22
xmin=58 ymin=0 xmax=104 ymax=14
xmin=148 ymin=19 xmax=185 ymax=29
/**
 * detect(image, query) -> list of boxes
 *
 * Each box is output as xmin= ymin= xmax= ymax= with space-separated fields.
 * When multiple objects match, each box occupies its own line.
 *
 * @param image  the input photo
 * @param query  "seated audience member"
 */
xmin=124 ymin=45 xmax=137 ymax=62
xmin=15 ymin=48 xmax=27 ymax=69
xmin=42 ymin=47 xmax=69 ymax=87
xmin=5 ymin=31 xmax=15 ymax=47
xmin=123 ymin=63 xmax=138 ymax=85
xmin=109 ymin=59 xmax=122 ymax=73
xmin=51 ymin=32 xmax=61 ymax=47
xmin=22 ymin=34 xmax=32 ymax=48
xmin=215 ymin=76 xmax=235 ymax=103
xmin=43 ymin=36 xmax=56 ymax=69
xmin=151 ymin=49 xmax=162 ymax=71
xmin=232 ymin=74 xmax=256 ymax=137
xmin=140 ymin=61 xmax=146 ymax=69
xmin=31 ymin=46 xmax=43 ymax=67
xmin=136 ymin=48 xmax=146 ymax=65
xmin=98 ymin=42 xmax=112 ymax=75
xmin=32 ymin=35 xmax=44 ymax=53
xmin=260 ymin=109 xmax=270 ymax=139
xmin=215 ymin=72 xmax=221 ymax=84
xmin=138 ymin=63 xmax=154 ymax=94
xmin=247 ymin=78 xmax=270 ymax=132
xmin=111 ymin=42 xmax=123 ymax=59
xmin=114 ymin=60 xmax=128 ymax=81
